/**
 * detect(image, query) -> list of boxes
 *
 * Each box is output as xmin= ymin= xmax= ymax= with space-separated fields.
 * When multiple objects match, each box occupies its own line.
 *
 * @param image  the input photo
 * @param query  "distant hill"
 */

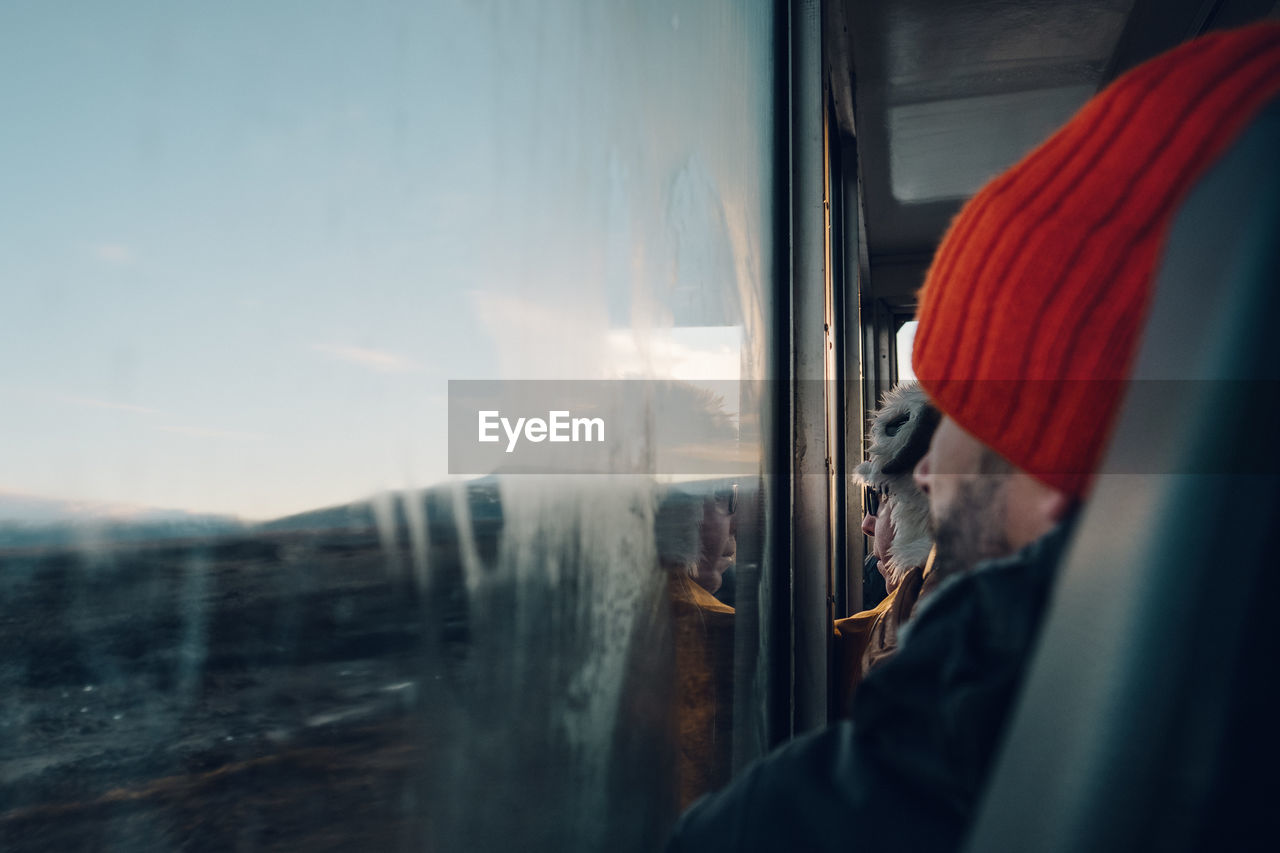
xmin=258 ymin=479 xmax=503 ymax=534
xmin=0 ymin=481 xmax=506 ymax=549
xmin=0 ymin=493 xmax=246 ymax=548
xmin=255 ymin=500 xmax=378 ymax=533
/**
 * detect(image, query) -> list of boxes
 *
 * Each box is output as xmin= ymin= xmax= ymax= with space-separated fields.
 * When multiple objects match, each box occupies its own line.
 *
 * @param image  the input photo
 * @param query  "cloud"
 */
xmin=469 ymin=291 xmax=606 ymax=378
xmin=92 ymin=243 xmax=135 ymax=264
xmin=605 ymin=326 xmax=742 ymax=381
xmin=156 ymin=425 xmax=266 ymax=441
xmin=468 ymin=291 xmax=743 ymax=382
xmin=53 ymin=393 xmax=161 ymax=416
xmin=311 ymin=344 xmax=418 ymax=373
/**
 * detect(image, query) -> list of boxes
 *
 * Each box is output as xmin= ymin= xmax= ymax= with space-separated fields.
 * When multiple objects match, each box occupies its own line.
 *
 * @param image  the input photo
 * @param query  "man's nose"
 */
xmin=860 ymin=512 xmax=877 ymax=537
xmin=914 ymin=452 xmax=931 ymax=495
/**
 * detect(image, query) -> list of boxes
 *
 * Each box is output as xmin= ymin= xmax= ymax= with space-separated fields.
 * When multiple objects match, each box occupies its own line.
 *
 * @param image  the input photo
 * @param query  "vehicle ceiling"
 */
xmin=829 ymin=0 xmax=1280 ymax=309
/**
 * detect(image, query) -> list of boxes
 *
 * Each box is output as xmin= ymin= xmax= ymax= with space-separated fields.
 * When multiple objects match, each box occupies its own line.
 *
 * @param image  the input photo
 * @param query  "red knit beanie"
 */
xmin=912 ymin=22 xmax=1280 ymax=497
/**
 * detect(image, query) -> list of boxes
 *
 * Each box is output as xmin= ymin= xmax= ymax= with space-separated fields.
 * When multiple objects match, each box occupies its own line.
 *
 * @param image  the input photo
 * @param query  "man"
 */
xmin=833 ymin=382 xmax=938 ymax=714
xmin=667 ymin=23 xmax=1280 ymax=852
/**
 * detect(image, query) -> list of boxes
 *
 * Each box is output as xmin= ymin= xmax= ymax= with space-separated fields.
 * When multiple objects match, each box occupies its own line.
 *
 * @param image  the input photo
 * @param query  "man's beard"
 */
xmin=930 ymin=474 xmax=1014 ymax=579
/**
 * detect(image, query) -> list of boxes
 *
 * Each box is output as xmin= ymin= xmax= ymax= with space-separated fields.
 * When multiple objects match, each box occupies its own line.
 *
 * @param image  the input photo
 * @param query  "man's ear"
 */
xmin=1043 ymin=489 xmax=1075 ymax=525
xmin=1006 ymin=472 xmax=1074 ymax=550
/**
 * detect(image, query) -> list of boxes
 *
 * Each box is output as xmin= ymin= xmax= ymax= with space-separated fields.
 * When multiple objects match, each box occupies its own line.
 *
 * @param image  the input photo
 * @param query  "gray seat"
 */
xmin=966 ymin=98 xmax=1280 ymax=852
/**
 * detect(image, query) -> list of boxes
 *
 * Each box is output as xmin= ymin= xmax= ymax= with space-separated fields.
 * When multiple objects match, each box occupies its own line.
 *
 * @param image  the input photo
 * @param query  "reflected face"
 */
xmin=692 ymin=495 xmax=736 ymax=594
xmin=914 ymin=415 xmax=1013 ymax=577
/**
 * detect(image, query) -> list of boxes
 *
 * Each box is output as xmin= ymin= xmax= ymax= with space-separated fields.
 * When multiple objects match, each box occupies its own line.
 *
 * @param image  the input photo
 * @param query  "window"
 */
xmin=0 ymin=3 xmax=779 ymax=848
xmin=897 ymin=320 xmax=918 ymax=381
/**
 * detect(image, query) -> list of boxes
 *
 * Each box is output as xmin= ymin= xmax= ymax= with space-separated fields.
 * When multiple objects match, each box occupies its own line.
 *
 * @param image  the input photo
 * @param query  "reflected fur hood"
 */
xmin=854 ymin=383 xmax=939 ymax=586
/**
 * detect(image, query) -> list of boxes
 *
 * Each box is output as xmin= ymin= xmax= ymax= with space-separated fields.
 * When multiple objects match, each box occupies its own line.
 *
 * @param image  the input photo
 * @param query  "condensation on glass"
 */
xmin=0 ymin=3 xmax=778 ymax=851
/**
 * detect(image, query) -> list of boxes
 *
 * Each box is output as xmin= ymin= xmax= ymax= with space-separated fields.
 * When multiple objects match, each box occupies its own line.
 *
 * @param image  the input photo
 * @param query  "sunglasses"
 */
xmin=864 ymin=486 xmax=883 ymax=517
xmin=715 ymin=484 xmax=739 ymax=516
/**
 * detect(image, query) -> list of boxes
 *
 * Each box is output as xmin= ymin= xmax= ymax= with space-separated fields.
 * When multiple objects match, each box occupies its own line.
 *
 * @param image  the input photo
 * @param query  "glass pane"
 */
xmin=0 ymin=3 xmax=778 ymax=851
xmin=898 ymin=320 xmax=918 ymax=381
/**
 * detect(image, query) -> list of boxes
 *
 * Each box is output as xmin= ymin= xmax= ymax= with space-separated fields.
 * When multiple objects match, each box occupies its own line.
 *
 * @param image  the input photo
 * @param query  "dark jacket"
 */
xmin=862 ymin=554 xmax=888 ymax=610
xmin=666 ymin=519 xmax=1075 ymax=852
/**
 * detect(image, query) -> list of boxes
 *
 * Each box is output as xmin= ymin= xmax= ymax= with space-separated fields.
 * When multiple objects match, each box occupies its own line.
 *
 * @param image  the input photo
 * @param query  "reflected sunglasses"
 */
xmin=715 ymin=484 xmax=738 ymax=516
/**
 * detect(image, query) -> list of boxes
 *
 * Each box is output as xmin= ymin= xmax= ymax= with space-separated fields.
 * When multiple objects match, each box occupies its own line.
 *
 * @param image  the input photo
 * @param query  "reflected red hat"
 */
xmin=912 ymin=22 xmax=1280 ymax=497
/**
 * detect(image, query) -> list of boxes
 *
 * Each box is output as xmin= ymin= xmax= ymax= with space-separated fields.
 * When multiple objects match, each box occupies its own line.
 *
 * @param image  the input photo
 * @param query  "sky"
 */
xmin=0 ymin=2 xmax=774 ymax=521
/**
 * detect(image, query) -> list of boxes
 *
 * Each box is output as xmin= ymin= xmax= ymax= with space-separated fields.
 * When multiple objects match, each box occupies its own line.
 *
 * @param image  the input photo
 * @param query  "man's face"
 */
xmin=914 ymin=415 xmax=1014 ymax=577
xmin=692 ymin=494 xmax=736 ymax=594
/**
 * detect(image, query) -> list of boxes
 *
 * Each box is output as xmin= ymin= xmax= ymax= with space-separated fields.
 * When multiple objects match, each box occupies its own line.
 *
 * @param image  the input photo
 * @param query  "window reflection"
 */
xmin=0 ymin=1 xmax=777 ymax=849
